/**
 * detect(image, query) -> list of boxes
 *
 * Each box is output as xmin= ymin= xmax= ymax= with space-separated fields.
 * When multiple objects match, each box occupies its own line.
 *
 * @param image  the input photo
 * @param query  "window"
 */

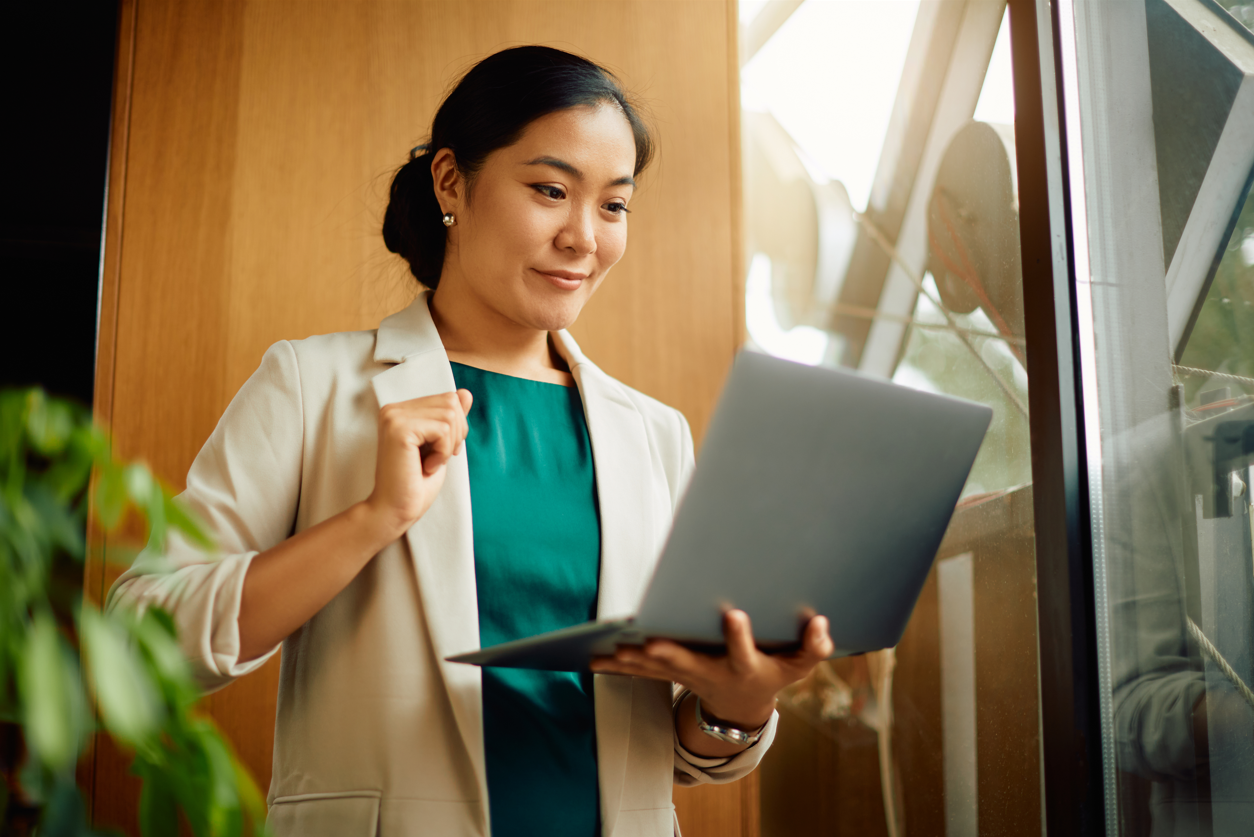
xmin=740 ymin=3 xmax=1042 ymax=833
xmin=1059 ymin=0 xmax=1254 ymax=831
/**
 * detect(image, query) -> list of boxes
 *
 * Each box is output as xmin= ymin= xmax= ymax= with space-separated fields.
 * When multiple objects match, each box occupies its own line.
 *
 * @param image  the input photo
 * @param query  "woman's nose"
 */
xmin=556 ymin=206 xmax=597 ymax=256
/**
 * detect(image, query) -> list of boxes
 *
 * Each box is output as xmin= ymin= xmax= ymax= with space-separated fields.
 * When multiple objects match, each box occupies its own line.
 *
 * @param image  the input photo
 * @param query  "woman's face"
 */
xmin=435 ymin=104 xmax=638 ymax=333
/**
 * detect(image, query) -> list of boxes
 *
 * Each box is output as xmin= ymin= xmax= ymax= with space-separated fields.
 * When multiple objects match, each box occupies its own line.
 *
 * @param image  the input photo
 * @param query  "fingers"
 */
xmin=453 ymin=389 xmax=474 ymax=455
xmin=803 ymin=615 xmax=835 ymax=661
xmin=639 ymin=638 xmax=705 ymax=675
xmin=410 ymin=392 xmax=469 ymax=474
xmin=589 ymin=654 xmax=677 ymax=683
xmin=420 ymin=433 xmax=455 ymax=474
xmin=589 ymin=639 xmax=710 ymax=688
xmin=380 ymin=392 xmax=472 ymax=475
xmin=723 ymin=609 xmax=758 ymax=669
xmin=420 ymin=420 xmax=465 ymax=474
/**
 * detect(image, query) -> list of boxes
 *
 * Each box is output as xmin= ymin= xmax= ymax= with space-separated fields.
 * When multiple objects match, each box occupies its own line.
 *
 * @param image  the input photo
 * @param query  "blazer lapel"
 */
xmin=371 ymin=295 xmax=489 ymax=831
xmin=555 ymin=331 xmax=658 ymax=837
xmin=369 ymin=310 xmax=660 ymax=836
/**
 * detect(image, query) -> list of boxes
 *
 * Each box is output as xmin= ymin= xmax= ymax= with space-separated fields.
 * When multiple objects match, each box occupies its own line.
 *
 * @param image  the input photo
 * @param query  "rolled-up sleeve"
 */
xmin=107 ymin=341 xmax=305 ymax=693
xmin=672 ymin=687 xmax=779 ymax=786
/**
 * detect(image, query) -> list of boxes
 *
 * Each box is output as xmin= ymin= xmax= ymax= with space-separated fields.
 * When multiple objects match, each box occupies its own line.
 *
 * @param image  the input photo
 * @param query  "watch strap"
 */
xmin=694 ymin=696 xmax=768 ymax=747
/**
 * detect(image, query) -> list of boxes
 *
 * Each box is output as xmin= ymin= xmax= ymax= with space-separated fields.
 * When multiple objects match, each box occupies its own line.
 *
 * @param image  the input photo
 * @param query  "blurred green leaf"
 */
xmin=18 ymin=752 xmax=51 ymax=806
xmin=1 ymin=387 xmax=266 ymax=837
xmin=98 ymin=542 xmax=140 ymax=571
xmin=81 ymin=607 xmax=161 ymax=746
xmin=205 ymin=728 xmax=243 ymax=837
xmin=26 ymin=392 xmax=76 ymax=457
xmin=43 ymin=430 xmax=96 ymax=504
xmin=146 ymin=499 xmax=168 ymax=556
xmin=123 ymin=464 xmax=170 ymax=552
xmin=123 ymin=463 xmax=155 ymax=504
xmin=20 ymin=610 xmax=79 ymax=770
xmin=131 ymin=609 xmax=195 ymax=705
xmin=38 ymin=777 xmax=87 ymax=837
xmin=232 ymin=750 xmax=269 ymax=833
xmin=28 ymin=484 xmax=86 ymax=563
xmin=138 ymin=770 xmax=178 ymax=837
xmin=94 ymin=463 xmax=127 ymax=530
xmin=0 ymin=389 xmax=26 ymax=461
xmin=166 ymin=496 xmax=214 ymax=551
xmin=122 ymin=464 xmax=156 ymax=511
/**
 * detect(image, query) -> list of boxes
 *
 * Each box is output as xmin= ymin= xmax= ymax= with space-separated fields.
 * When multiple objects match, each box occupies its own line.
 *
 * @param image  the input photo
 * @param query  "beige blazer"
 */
xmin=109 ymin=293 xmax=776 ymax=837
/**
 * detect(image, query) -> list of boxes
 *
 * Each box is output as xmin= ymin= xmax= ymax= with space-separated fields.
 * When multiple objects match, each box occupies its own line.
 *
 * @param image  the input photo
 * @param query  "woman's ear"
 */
xmin=431 ymin=148 xmax=463 ymax=216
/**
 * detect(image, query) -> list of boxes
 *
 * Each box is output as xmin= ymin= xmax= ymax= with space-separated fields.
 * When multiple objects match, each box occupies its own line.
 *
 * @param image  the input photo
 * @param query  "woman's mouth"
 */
xmin=533 ymin=268 xmax=587 ymax=291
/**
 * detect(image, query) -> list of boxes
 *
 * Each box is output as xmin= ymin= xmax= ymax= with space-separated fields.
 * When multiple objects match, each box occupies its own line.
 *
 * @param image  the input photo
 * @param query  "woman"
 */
xmin=110 ymin=46 xmax=832 ymax=837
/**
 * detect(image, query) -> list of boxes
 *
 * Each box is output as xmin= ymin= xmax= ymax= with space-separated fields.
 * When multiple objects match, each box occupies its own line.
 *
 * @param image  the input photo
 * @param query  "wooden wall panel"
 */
xmin=89 ymin=1 xmax=750 ymax=835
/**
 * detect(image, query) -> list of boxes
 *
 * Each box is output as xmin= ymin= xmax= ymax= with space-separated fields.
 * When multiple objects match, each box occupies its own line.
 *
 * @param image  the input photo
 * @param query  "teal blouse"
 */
xmin=449 ymin=363 xmax=602 ymax=837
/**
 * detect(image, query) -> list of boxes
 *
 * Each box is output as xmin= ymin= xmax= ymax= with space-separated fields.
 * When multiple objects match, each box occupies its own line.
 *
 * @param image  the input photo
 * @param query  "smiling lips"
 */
xmin=534 ymin=268 xmax=588 ymax=291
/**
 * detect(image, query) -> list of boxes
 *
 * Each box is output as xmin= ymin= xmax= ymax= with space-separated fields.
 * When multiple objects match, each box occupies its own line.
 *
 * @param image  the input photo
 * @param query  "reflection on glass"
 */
xmin=896 ymin=274 xmax=1031 ymax=499
xmin=742 ymin=3 xmax=1041 ymax=835
xmin=1217 ymin=0 xmax=1254 ymax=34
xmin=741 ymin=0 xmax=920 ymax=212
xmin=1108 ymin=179 xmax=1254 ymax=837
xmin=1178 ymin=185 xmax=1254 ymax=399
xmin=1069 ymin=0 xmax=1254 ymax=833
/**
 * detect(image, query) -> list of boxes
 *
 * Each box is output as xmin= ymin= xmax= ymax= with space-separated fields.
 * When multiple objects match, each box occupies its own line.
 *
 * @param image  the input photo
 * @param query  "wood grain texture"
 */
xmin=86 ymin=1 xmax=751 ymax=835
xmin=91 ymin=1 xmax=247 ymax=833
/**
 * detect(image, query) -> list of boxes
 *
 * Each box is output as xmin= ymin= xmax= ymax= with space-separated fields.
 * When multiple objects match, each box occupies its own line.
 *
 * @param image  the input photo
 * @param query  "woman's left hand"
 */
xmin=589 ymin=609 xmax=834 ymax=735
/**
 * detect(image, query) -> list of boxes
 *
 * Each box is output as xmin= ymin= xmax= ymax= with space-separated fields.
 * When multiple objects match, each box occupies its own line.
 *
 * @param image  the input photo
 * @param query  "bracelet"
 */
xmin=693 ymin=696 xmax=768 ymax=747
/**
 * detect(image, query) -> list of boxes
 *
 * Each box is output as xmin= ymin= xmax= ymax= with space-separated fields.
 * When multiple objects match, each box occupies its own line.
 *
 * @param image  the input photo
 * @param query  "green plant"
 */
xmin=0 ymin=388 xmax=268 ymax=836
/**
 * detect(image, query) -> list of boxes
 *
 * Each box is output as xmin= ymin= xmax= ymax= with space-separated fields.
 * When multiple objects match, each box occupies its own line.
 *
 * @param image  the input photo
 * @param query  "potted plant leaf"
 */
xmin=0 ymin=387 xmax=268 ymax=836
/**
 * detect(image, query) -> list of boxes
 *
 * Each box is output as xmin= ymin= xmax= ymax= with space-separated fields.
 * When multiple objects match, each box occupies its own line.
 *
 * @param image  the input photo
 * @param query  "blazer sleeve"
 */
xmin=665 ymin=408 xmax=780 ymax=785
xmin=107 ymin=341 xmax=304 ymax=693
xmin=673 ymin=686 xmax=780 ymax=786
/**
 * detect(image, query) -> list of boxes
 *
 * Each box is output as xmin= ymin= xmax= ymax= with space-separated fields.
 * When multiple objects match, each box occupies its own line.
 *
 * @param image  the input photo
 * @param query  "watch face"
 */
xmin=694 ymin=697 xmax=762 ymax=745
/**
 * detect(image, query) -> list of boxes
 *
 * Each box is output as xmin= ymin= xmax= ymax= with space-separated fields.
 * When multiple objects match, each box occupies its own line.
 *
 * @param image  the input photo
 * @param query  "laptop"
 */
xmin=447 ymin=349 xmax=993 ymax=672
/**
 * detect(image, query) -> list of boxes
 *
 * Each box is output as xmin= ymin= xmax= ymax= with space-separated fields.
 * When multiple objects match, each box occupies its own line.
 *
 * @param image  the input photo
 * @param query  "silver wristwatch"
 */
xmin=693 ymin=697 xmax=768 ymax=747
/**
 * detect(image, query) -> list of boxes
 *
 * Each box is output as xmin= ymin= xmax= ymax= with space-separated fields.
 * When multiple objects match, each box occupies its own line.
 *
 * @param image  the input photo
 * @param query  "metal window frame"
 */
xmin=1008 ymin=0 xmax=1108 ymax=833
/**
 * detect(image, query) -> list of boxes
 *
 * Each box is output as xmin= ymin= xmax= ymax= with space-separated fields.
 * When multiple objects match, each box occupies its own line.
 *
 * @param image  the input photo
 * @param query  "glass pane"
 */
xmin=1177 ymin=185 xmax=1254 ymax=396
xmin=741 ymin=2 xmax=1042 ymax=833
xmin=1217 ymin=1 xmax=1254 ymax=34
xmin=1064 ymin=0 xmax=1254 ymax=833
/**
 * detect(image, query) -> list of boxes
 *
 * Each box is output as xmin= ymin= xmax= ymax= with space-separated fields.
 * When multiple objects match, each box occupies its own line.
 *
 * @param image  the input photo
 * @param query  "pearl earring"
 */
xmin=442 ymin=213 xmax=456 ymax=228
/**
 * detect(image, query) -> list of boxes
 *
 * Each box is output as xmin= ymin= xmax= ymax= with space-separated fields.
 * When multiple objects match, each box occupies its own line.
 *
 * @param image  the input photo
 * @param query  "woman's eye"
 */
xmin=533 ymin=185 xmax=566 ymax=201
xmin=605 ymin=202 xmax=630 ymax=216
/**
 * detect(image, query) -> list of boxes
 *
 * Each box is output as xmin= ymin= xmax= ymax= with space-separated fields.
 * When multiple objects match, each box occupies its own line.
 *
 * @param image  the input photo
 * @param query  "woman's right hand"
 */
xmin=364 ymin=389 xmax=474 ymax=538
xmin=238 ymin=388 xmax=473 ymax=661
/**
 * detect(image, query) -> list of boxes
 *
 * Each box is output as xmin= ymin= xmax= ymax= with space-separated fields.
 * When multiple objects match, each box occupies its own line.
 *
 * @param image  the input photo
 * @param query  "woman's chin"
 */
xmin=516 ymin=295 xmax=591 ymax=333
xmin=528 ymin=310 xmax=582 ymax=333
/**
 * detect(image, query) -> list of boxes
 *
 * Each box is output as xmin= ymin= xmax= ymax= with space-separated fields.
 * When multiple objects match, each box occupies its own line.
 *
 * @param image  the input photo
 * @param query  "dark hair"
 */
xmin=382 ymin=46 xmax=654 ymax=289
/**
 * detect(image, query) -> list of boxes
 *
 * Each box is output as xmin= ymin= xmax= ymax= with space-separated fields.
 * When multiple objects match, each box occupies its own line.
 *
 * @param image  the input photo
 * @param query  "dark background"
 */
xmin=2 ymin=2 xmax=119 ymax=406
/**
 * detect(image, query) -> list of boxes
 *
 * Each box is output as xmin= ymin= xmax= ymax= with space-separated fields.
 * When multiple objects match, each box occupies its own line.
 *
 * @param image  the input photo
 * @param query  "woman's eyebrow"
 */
xmin=523 ymin=155 xmax=635 ymax=189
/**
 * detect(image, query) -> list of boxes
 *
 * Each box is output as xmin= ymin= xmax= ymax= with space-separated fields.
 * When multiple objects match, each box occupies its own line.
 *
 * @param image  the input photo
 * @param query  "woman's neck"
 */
xmin=427 ymin=283 xmax=574 ymax=386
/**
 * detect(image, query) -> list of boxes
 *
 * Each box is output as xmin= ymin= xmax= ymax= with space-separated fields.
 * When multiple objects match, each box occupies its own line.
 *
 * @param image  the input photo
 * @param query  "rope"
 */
xmin=1187 ymin=617 xmax=1254 ymax=711
xmin=823 ymin=301 xmax=1026 ymax=346
xmin=1173 ymin=365 xmax=1254 ymax=388
xmin=857 ymin=214 xmax=1030 ymax=418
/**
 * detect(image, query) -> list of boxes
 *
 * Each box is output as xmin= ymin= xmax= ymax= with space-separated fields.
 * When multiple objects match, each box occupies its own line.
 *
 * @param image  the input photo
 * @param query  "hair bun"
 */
xmin=383 ymin=150 xmax=443 ymax=288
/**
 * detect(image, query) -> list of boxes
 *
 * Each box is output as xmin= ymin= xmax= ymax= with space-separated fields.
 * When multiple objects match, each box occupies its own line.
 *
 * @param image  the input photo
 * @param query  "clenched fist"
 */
xmin=364 ymin=389 xmax=474 ymax=537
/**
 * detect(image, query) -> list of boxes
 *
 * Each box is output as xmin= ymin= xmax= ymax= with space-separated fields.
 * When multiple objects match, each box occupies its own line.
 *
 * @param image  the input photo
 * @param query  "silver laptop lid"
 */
xmin=634 ymin=350 xmax=992 ymax=654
